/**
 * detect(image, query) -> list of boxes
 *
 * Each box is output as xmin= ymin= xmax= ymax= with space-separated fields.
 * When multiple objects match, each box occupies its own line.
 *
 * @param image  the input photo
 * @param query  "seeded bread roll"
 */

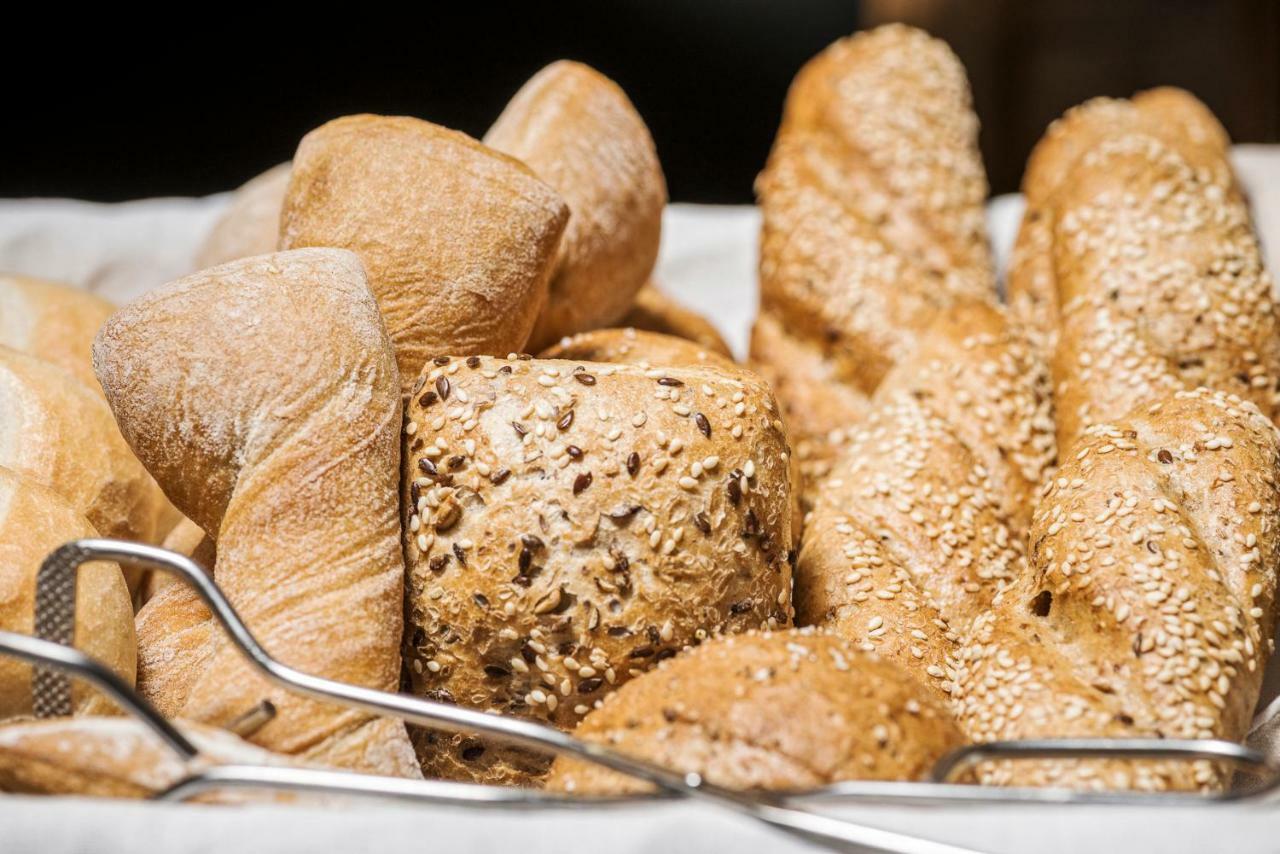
xmin=540 ymin=328 xmax=735 ymax=371
xmin=0 ymin=466 xmax=134 ymax=717
xmin=195 ymin=162 xmax=291 ymax=270
xmin=401 ymin=355 xmax=794 ymax=785
xmin=1008 ymin=89 xmax=1235 ymax=349
xmin=0 ymin=346 xmax=169 ymax=592
xmin=616 ymin=283 xmax=734 ymax=359
xmin=0 ymin=717 xmax=302 ymax=801
xmin=281 ymin=115 xmax=569 ymax=391
xmin=953 ymin=389 xmax=1280 ymax=791
xmin=545 ymin=629 xmax=963 ymax=793
xmin=750 ymin=24 xmax=995 ymax=450
xmin=94 ymin=249 xmax=419 ymax=778
xmin=486 ymin=61 xmax=665 ymax=350
xmin=0 ymin=274 xmax=115 ymax=391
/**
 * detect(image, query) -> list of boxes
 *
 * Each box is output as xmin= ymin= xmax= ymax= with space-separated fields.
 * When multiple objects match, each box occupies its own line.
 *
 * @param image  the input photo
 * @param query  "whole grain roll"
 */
xmin=616 ymin=283 xmax=734 ymax=359
xmin=540 ymin=328 xmax=735 ymax=371
xmin=195 ymin=162 xmax=291 ymax=270
xmin=486 ymin=62 xmax=666 ymax=350
xmin=545 ymin=629 xmax=963 ymax=793
xmin=0 ymin=466 xmax=135 ymax=717
xmin=401 ymin=355 xmax=794 ymax=785
xmin=280 ymin=115 xmax=569 ymax=390
xmin=0 ymin=274 xmax=115 ymax=391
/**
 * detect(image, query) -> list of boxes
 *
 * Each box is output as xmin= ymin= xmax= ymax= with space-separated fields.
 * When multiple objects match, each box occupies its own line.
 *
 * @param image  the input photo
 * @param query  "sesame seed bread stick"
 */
xmin=280 ymin=116 xmax=569 ymax=393
xmin=0 ymin=466 xmax=135 ymax=717
xmin=614 ymin=282 xmax=734 ymax=359
xmin=545 ymin=629 xmax=963 ymax=793
xmin=194 ymin=162 xmax=291 ymax=271
xmin=93 ymin=249 xmax=420 ymax=778
xmin=486 ymin=61 xmax=666 ymax=351
xmin=400 ymin=355 xmax=795 ymax=785
xmin=953 ymin=389 xmax=1280 ymax=790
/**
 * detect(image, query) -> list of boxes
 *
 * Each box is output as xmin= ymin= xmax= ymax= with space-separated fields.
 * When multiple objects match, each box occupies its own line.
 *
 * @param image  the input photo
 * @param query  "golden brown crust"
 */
xmin=0 ymin=274 xmax=115 ymax=391
xmin=486 ymin=62 xmax=665 ymax=350
xmin=952 ymin=389 xmax=1280 ymax=791
xmin=616 ymin=283 xmax=733 ymax=358
xmin=540 ymin=328 xmax=735 ymax=371
xmin=94 ymin=249 xmax=418 ymax=777
xmin=195 ymin=162 xmax=291 ymax=270
xmin=401 ymin=355 xmax=794 ymax=785
xmin=0 ymin=716 xmax=302 ymax=801
xmin=545 ymin=629 xmax=963 ymax=793
xmin=0 ymin=467 xmax=135 ymax=716
xmin=280 ymin=115 xmax=569 ymax=390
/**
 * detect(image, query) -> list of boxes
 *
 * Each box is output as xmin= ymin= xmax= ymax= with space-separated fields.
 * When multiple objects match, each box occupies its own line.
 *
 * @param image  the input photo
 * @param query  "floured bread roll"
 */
xmin=401 ymin=355 xmax=794 ymax=784
xmin=194 ymin=162 xmax=291 ymax=269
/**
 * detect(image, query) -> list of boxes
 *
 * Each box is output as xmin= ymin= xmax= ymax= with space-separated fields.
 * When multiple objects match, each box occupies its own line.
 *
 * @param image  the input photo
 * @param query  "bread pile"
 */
xmin=2 ymin=24 xmax=1279 ymax=801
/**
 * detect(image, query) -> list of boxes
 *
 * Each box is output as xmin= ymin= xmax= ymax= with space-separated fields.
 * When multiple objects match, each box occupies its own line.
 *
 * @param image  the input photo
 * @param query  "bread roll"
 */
xmin=0 ymin=274 xmax=114 ymax=391
xmin=953 ymin=389 xmax=1280 ymax=790
xmin=616 ymin=283 xmax=734 ymax=359
xmin=94 ymin=249 xmax=418 ymax=777
xmin=280 ymin=115 xmax=569 ymax=390
xmin=0 ymin=466 xmax=134 ymax=717
xmin=0 ymin=346 xmax=169 ymax=580
xmin=545 ymin=629 xmax=962 ymax=793
xmin=751 ymin=25 xmax=994 ymax=449
xmin=486 ymin=61 xmax=666 ymax=350
xmin=195 ymin=162 xmax=291 ymax=269
xmin=540 ymin=328 xmax=735 ymax=371
xmin=0 ymin=716 xmax=300 ymax=801
xmin=401 ymin=355 xmax=794 ymax=784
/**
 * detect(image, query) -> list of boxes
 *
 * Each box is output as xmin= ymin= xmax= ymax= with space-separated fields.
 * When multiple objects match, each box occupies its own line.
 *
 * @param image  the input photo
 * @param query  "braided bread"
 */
xmin=953 ymin=389 xmax=1280 ymax=790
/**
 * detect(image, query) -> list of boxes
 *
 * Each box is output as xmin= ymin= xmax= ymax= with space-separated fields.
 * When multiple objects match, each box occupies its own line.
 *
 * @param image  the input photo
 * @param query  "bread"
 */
xmin=0 ymin=466 xmax=135 ymax=717
xmin=0 ymin=716 xmax=301 ymax=801
xmin=540 ymin=328 xmax=735 ymax=371
xmin=486 ymin=61 xmax=666 ymax=350
xmin=751 ymin=25 xmax=994 ymax=449
xmin=139 ymin=518 xmax=213 ymax=603
xmin=0 ymin=346 xmax=170 ymax=594
xmin=93 ymin=249 xmax=419 ymax=778
xmin=194 ymin=162 xmax=291 ymax=269
xmin=614 ymin=283 xmax=733 ymax=359
xmin=0 ymin=274 xmax=115 ymax=391
xmin=544 ymin=629 xmax=963 ymax=793
xmin=1008 ymin=89 xmax=1235 ymax=349
xmin=280 ymin=115 xmax=569 ymax=391
xmin=952 ymin=389 xmax=1280 ymax=790
xmin=400 ymin=355 xmax=794 ymax=784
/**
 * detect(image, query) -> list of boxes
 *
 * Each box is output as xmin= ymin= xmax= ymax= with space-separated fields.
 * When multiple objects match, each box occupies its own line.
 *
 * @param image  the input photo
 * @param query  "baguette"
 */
xmin=486 ymin=62 xmax=666 ymax=350
xmin=280 ymin=116 xmax=569 ymax=391
xmin=194 ymin=162 xmax=291 ymax=270
xmin=93 ymin=249 xmax=418 ymax=777
xmin=953 ymin=389 xmax=1280 ymax=790
xmin=545 ymin=629 xmax=962 ymax=793
xmin=401 ymin=355 xmax=794 ymax=784
xmin=0 ymin=466 xmax=134 ymax=716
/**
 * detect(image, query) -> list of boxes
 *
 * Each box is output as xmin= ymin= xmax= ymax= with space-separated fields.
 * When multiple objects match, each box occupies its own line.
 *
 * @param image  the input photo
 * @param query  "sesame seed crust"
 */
xmin=544 ymin=628 xmax=963 ymax=793
xmin=951 ymin=389 xmax=1280 ymax=791
xmin=401 ymin=355 xmax=795 ymax=785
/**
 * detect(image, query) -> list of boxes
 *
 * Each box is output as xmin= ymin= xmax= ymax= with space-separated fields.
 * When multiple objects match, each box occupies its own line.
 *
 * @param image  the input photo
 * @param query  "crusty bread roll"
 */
xmin=1008 ymin=89 xmax=1235 ymax=349
xmin=0 ymin=346 xmax=170 ymax=591
xmin=94 ymin=249 xmax=419 ymax=778
xmin=751 ymin=25 xmax=994 ymax=448
xmin=138 ymin=518 xmax=213 ymax=604
xmin=486 ymin=61 xmax=666 ymax=350
xmin=0 ymin=466 xmax=135 ymax=717
xmin=0 ymin=274 xmax=115 ymax=392
xmin=616 ymin=282 xmax=734 ymax=359
xmin=401 ymin=355 xmax=794 ymax=784
xmin=194 ymin=162 xmax=291 ymax=270
xmin=540 ymin=328 xmax=735 ymax=371
xmin=280 ymin=115 xmax=569 ymax=390
xmin=545 ymin=629 xmax=962 ymax=793
xmin=953 ymin=389 xmax=1280 ymax=791
xmin=0 ymin=716 xmax=300 ymax=801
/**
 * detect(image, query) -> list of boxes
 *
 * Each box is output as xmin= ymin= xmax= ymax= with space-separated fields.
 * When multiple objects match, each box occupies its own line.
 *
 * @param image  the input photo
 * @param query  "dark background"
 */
xmin=4 ymin=1 xmax=1276 ymax=203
